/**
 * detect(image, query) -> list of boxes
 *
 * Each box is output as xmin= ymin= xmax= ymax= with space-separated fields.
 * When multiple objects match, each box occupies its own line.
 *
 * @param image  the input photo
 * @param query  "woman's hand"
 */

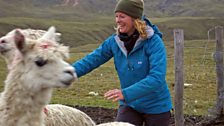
xmin=104 ymin=89 xmax=124 ymax=102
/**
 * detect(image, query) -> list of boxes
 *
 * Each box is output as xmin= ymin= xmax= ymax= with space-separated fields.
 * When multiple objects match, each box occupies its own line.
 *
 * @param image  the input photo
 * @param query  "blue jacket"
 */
xmin=72 ymin=17 xmax=172 ymax=114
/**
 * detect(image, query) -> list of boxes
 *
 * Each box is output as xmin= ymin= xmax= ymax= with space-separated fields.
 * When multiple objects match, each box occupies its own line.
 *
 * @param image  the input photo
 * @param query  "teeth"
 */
xmin=118 ymin=25 xmax=122 ymax=27
xmin=118 ymin=25 xmax=124 ymax=28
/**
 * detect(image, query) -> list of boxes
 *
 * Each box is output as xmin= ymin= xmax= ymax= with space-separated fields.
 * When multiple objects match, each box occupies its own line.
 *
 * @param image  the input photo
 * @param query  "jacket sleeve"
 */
xmin=122 ymin=35 xmax=168 ymax=103
xmin=72 ymin=37 xmax=114 ymax=77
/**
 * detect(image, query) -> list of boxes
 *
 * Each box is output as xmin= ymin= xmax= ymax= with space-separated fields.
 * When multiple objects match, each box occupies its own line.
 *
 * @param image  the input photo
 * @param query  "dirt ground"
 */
xmin=73 ymin=105 xmax=224 ymax=126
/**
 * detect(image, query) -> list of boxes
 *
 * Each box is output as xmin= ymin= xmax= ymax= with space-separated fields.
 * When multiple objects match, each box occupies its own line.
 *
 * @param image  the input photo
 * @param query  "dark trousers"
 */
xmin=115 ymin=105 xmax=171 ymax=126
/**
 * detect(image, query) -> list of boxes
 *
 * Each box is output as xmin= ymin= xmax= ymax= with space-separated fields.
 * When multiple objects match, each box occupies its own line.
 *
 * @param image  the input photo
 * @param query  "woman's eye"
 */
xmin=120 ymin=15 xmax=125 ymax=18
xmin=35 ymin=57 xmax=48 ymax=67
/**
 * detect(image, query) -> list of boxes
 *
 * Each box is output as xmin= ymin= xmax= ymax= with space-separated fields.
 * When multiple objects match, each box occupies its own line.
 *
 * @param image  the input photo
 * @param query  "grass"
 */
xmin=36 ymin=39 xmax=218 ymax=115
xmin=0 ymin=16 xmax=222 ymax=115
xmin=166 ymin=39 xmax=217 ymax=115
xmin=0 ymin=39 xmax=218 ymax=115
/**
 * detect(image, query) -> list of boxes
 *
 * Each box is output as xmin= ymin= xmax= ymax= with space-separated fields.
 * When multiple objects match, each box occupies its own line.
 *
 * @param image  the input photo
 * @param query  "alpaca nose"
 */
xmin=64 ymin=66 xmax=76 ymax=76
xmin=64 ymin=69 xmax=74 ymax=77
xmin=0 ymin=40 xmax=6 ymax=43
xmin=0 ymin=40 xmax=7 ymax=53
xmin=61 ymin=68 xmax=76 ymax=86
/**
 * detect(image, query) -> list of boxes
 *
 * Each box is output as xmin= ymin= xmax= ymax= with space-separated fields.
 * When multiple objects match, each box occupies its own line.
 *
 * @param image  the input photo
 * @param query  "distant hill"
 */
xmin=0 ymin=0 xmax=224 ymax=19
xmin=0 ymin=0 xmax=224 ymax=47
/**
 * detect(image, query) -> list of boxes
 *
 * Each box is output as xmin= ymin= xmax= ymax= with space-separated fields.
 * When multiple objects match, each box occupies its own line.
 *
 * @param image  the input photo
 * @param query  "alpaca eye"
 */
xmin=35 ymin=57 xmax=48 ymax=67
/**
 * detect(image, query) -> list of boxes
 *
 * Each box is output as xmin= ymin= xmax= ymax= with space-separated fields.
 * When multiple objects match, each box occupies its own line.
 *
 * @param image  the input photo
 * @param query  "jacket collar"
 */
xmin=114 ymin=25 xmax=154 ymax=56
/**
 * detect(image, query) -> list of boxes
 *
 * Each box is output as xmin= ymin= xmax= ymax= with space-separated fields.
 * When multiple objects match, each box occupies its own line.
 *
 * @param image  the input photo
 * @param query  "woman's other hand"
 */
xmin=104 ymin=89 xmax=124 ymax=102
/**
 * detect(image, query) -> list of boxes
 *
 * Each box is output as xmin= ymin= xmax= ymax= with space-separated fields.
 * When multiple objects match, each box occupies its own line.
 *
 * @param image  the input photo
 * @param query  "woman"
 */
xmin=72 ymin=0 xmax=172 ymax=125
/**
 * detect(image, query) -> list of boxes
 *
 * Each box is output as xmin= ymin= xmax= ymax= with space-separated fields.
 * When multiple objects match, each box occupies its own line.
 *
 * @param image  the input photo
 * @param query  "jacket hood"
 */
xmin=142 ymin=15 xmax=163 ymax=38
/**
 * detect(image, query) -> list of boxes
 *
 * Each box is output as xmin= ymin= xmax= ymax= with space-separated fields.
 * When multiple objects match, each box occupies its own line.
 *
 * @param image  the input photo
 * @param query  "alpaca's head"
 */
xmin=0 ymin=28 xmax=61 ymax=69
xmin=4 ymin=26 xmax=76 ymax=92
xmin=0 ymin=30 xmax=17 ymax=66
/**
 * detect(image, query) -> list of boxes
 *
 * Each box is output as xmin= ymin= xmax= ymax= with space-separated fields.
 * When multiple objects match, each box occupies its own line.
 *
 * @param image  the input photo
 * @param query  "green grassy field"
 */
xmin=0 ymin=40 xmax=219 ymax=115
xmin=0 ymin=39 xmax=216 ymax=115
xmin=55 ymin=39 xmax=217 ymax=115
xmin=0 ymin=15 xmax=221 ymax=116
xmin=0 ymin=0 xmax=223 ymax=119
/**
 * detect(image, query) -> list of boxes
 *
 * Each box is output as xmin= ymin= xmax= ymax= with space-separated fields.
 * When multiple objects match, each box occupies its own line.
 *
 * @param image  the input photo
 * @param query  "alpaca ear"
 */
xmin=14 ymin=29 xmax=26 ymax=53
xmin=39 ymin=26 xmax=56 ymax=42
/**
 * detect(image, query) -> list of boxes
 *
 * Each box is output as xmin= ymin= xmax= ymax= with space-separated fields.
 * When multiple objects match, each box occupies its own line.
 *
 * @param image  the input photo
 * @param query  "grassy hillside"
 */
xmin=152 ymin=17 xmax=224 ymax=40
xmin=0 ymin=0 xmax=223 ymax=47
xmin=147 ymin=0 xmax=224 ymax=17
xmin=0 ymin=17 xmax=223 ymax=47
xmin=0 ymin=17 xmax=115 ymax=47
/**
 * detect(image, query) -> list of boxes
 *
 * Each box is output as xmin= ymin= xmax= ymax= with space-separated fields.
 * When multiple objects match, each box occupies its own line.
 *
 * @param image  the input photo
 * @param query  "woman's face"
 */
xmin=115 ymin=12 xmax=135 ymax=36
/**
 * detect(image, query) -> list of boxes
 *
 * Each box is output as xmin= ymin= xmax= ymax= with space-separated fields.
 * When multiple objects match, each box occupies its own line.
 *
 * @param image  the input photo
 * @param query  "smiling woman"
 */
xmin=72 ymin=0 xmax=172 ymax=125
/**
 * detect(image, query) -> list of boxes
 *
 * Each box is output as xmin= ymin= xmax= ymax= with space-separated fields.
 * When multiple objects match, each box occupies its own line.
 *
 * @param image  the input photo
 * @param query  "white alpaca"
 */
xmin=0 ymin=27 xmax=76 ymax=126
xmin=0 ymin=28 xmax=61 ymax=70
xmin=44 ymin=104 xmax=95 ymax=126
xmin=0 ymin=28 xmax=134 ymax=126
xmin=0 ymin=27 xmax=96 ymax=126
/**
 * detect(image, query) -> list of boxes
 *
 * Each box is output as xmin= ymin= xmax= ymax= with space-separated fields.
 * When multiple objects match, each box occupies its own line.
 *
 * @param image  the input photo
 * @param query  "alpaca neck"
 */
xmin=0 ymin=70 xmax=53 ymax=126
xmin=4 ymin=49 xmax=20 ymax=70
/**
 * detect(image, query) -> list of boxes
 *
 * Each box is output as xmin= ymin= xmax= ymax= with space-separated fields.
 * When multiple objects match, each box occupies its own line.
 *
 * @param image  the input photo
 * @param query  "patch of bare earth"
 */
xmin=72 ymin=105 xmax=224 ymax=126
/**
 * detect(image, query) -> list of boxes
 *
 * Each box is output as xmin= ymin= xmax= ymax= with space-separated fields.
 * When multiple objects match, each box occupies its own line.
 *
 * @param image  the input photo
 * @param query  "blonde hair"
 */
xmin=134 ymin=18 xmax=148 ymax=39
xmin=115 ymin=18 xmax=148 ymax=39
